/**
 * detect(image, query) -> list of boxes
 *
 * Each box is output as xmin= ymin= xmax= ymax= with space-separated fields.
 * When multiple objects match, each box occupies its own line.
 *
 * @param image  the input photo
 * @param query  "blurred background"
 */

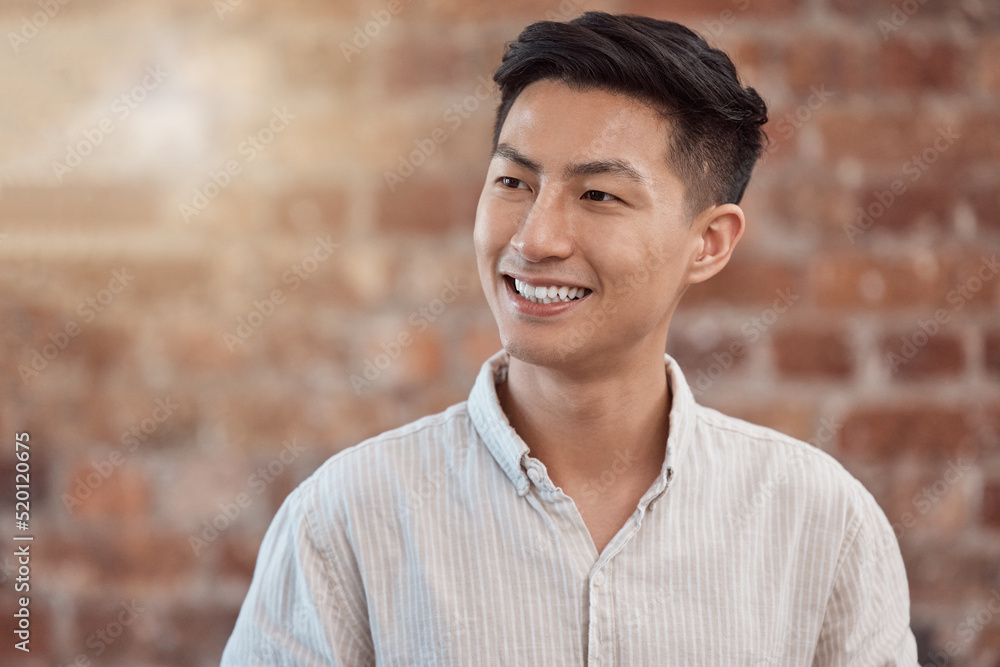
xmin=0 ymin=0 xmax=998 ymax=664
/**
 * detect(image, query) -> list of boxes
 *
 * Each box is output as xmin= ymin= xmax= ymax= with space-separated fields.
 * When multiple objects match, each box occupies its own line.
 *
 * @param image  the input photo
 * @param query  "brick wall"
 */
xmin=0 ymin=0 xmax=998 ymax=664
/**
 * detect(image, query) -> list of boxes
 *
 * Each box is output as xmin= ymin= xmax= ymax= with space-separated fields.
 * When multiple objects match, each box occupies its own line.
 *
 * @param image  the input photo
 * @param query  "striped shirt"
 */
xmin=222 ymin=350 xmax=918 ymax=666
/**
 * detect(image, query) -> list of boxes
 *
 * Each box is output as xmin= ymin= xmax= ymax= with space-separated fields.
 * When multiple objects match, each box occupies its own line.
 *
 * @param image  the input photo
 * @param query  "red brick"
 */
xmin=683 ymin=257 xmax=803 ymax=308
xmin=985 ymin=330 xmax=1000 ymax=377
xmin=810 ymin=253 xmax=954 ymax=312
xmin=64 ymin=461 xmax=152 ymax=520
xmin=217 ymin=391 xmax=307 ymax=453
xmin=839 ymin=405 xmax=973 ymax=462
xmin=151 ymin=603 xmax=239 ymax=666
xmin=818 ymin=110 xmax=956 ymax=164
xmin=276 ymin=188 xmax=348 ymax=236
xmin=826 ymin=0 xmax=951 ymax=18
xmin=624 ymin=0 xmax=802 ymax=19
xmin=772 ymin=328 xmax=853 ymax=378
xmin=44 ymin=322 xmax=135 ymax=383
xmin=871 ymin=462 xmax=970 ymax=536
xmin=882 ymin=331 xmax=964 ymax=379
xmin=939 ymin=252 xmax=1000 ymax=312
xmin=427 ymin=0 xmax=586 ymax=20
xmin=461 ymin=320 xmax=503 ymax=373
xmin=38 ymin=526 xmax=196 ymax=584
xmin=903 ymin=543 xmax=1000 ymax=606
xmin=957 ymin=110 xmax=1000 ymax=161
xmin=667 ymin=332 xmax=751 ymax=385
xmin=755 ymin=168 xmax=855 ymax=232
xmin=879 ymin=37 xmax=963 ymax=92
xmin=218 ymin=534 xmax=259 ymax=582
xmin=67 ymin=596 xmax=146 ymax=663
xmin=784 ymin=36 xmax=873 ymax=96
xmin=852 ymin=180 xmax=957 ymax=236
xmin=0 ymin=185 xmax=158 ymax=228
xmin=968 ymin=184 xmax=1000 ymax=233
xmin=376 ymin=174 xmax=480 ymax=234
xmin=252 ymin=315 xmax=354 ymax=372
xmin=273 ymin=32 xmax=363 ymax=91
xmin=727 ymin=39 xmax=770 ymax=73
xmin=708 ymin=401 xmax=817 ymax=443
xmin=384 ymin=36 xmax=498 ymax=93
xmin=758 ymin=109 xmax=812 ymax=163
xmin=983 ymin=480 xmax=1000 ymax=528
xmin=974 ymin=38 xmax=1000 ymax=94
xmin=974 ymin=623 xmax=1000 ymax=666
xmin=162 ymin=323 xmax=248 ymax=373
xmin=124 ymin=259 xmax=215 ymax=307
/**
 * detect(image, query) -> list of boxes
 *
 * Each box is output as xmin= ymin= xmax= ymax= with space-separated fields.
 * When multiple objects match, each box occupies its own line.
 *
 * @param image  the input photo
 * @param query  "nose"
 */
xmin=509 ymin=189 xmax=574 ymax=262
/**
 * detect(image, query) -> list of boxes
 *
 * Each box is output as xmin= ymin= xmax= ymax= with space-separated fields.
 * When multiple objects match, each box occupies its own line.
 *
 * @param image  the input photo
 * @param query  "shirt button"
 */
xmin=526 ymin=468 xmax=541 ymax=484
xmin=592 ymin=571 xmax=605 ymax=587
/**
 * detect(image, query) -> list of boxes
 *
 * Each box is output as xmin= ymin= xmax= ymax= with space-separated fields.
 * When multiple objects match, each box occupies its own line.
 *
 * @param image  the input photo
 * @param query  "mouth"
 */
xmin=504 ymin=275 xmax=592 ymax=304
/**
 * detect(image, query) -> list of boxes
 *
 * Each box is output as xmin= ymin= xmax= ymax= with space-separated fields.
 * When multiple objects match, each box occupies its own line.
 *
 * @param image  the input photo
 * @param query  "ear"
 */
xmin=686 ymin=203 xmax=745 ymax=285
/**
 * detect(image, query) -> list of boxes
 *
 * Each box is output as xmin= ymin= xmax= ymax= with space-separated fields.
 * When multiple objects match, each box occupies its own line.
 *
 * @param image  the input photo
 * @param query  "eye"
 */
xmin=499 ymin=176 xmax=527 ymax=189
xmin=583 ymin=190 xmax=618 ymax=202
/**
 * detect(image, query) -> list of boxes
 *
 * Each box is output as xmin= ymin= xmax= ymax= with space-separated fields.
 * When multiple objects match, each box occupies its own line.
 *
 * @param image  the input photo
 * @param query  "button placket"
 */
xmin=587 ymin=565 xmax=611 ymax=667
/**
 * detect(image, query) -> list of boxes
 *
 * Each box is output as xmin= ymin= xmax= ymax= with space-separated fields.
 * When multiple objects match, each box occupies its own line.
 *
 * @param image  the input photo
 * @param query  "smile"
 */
xmin=511 ymin=277 xmax=591 ymax=304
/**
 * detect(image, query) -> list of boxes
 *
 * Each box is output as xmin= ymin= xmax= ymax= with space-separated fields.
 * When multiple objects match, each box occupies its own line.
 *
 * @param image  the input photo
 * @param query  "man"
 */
xmin=223 ymin=12 xmax=917 ymax=665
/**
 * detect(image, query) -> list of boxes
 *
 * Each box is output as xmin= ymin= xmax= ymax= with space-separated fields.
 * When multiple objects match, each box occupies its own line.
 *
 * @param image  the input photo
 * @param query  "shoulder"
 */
xmin=688 ymin=403 xmax=888 ymax=538
xmin=289 ymin=400 xmax=476 ymax=524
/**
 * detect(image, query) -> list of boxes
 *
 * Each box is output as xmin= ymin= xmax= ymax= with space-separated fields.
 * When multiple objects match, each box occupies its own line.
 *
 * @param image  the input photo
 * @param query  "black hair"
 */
xmin=491 ymin=11 xmax=768 ymax=214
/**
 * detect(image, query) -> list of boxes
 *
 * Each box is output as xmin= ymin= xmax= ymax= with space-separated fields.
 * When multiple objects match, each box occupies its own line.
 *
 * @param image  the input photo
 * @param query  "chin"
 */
xmin=499 ymin=328 xmax=589 ymax=370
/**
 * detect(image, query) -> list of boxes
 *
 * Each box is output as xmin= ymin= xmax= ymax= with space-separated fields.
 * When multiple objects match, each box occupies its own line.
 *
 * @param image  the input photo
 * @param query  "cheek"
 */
xmin=605 ymin=242 xmax=685 ymax=301
xmin=473 ymin=206 xmax=498 ymax=266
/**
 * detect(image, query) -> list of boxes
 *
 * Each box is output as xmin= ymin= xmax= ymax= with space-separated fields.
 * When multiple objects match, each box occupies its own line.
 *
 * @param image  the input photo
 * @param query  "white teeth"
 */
xmin=510 ymin=277 xmax=590 ymax=303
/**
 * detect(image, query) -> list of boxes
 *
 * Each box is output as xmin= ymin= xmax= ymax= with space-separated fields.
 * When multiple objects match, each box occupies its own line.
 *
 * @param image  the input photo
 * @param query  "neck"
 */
xmin=498 ymin=347 xmax=671 ymax=494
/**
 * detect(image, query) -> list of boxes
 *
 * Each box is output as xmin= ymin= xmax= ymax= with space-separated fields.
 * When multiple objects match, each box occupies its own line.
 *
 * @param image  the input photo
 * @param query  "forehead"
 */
xmin=495 ymin=80 xmax=681 ymax=183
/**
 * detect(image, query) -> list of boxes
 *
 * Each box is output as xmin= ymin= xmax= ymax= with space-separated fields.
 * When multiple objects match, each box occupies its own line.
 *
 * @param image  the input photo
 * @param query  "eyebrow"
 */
xmin=492 ymin=142 xmax=649 ymax=186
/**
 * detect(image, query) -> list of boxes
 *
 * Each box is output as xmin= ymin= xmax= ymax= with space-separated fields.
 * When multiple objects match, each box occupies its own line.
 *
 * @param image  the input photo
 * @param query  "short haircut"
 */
xmin=491 ymin=11 xmax=769 ymax=215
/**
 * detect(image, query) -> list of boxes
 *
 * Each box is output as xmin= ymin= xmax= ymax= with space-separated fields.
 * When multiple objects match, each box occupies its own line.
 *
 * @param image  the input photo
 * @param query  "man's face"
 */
xmin=474 ymin=79 xmax=709 ymax=370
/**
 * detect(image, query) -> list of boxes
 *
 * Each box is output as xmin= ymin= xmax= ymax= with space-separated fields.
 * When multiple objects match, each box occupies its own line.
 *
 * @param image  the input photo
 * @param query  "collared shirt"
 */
xmin=222 ymin=351 xmax=918 ymax=666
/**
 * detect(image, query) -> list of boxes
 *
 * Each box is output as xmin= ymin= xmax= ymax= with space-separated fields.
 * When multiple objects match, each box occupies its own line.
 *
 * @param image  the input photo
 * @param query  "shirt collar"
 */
xmin=467 ymin=349 xmax=695 ymax=500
